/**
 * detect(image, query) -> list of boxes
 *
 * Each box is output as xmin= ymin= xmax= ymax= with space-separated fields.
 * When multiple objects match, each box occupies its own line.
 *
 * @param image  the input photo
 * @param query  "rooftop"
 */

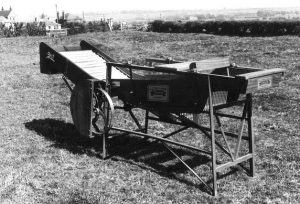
xmin=0 ymin=7 xmax=12 ymax=18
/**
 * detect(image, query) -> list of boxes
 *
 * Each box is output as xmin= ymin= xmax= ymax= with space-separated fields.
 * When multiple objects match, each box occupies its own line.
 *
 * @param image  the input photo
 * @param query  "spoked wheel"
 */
xmin=70 ymin=80 xmax=114 ymax=137
xmin=91 ymin=88 xmax=114 ymax=135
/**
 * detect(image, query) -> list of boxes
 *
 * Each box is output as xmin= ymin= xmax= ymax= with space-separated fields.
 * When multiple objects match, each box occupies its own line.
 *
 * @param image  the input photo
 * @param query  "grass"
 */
xmin=0 ymin=31 xmax=299 ymax=203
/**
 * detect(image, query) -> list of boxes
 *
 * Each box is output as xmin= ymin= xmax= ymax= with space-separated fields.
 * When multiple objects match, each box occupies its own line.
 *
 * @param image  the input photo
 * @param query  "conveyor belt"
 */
xmin=59 ymin=50 xmax=128 ymax=80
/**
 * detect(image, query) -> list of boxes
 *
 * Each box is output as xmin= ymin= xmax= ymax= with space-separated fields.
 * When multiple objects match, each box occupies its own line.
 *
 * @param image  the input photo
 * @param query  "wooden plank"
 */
xmin=74 ymin=59 xmax=105 ymax=64
xmin=63 ymin=54 xmax=99 ymax=58
xmin=237 ymin=68 xmax=285 ymax=79
xmin=72 ymin=60 xmax=101 ymax=64
xmin=78 ymin=67 xmax=105 ymax=71
xmin=70 ymin=58 xmax=104 ymax=62
xmin=60 ymin=50 xmax=95 ymax=55
xmin=80 ymin=65 xmax=106 ymax=70
xmin=63 ymin=54 xmax=97 ymax=59
xmin=66 ymin=57 xmax=100 ymax=61
xmin=74 ymin=62 xmax=105 ymax=67
xmin=78 ymin=65 xmax=127 ymax=80
xmin=155 ymin=57 xmax=231 ymax=72
xmin=193 ymin=57 xmax=231 ymax=72
xmin=67 ymin=53 xmax=96 ymax=57
xmin=74 ymin=60 xmax=105 ymax=64
xmin=68 ymin=57 xmax=102 ymax=62
xmin=82 ymin=70 xmax=105 ymax=75
xmin=68 ymin=53 xmax=104 ymax=58
xmin=60 ymin=50 xmax=128 ymax=80
xmin=85 ymin=72 xmax=106 ymax=77
xmin=85 ymin=68 xmax=127 ymax=80
xmin=80 ymin=65 xmax=104 ymax=69
xmin=80 ymin=40 xmax=143 ymax=79
xmin=84 ymin=70 xmax=106 ymax=74
xmin=155 ymin=61 xmax=193 ymax=71
xmin=74 ymin=58 xmax=105 ymax=62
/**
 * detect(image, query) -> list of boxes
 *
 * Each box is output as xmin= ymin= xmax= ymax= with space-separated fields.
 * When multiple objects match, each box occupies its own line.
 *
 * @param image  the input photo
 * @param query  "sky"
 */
xmin=1 ymin=0 xmax=299 ymax=20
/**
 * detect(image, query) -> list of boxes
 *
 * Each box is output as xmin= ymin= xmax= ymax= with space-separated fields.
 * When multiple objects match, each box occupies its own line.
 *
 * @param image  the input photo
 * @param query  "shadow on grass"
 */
xmin=25 ymin=118 xmax=103 ymax=157
xmin=25 ymin=118 xmax=238 ymax=194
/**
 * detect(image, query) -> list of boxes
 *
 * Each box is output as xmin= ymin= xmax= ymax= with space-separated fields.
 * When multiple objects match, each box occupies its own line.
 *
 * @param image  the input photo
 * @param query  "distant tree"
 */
xmin=40 ymin=13 xmax=46 ymax=19
xmin=196 ymin=14 xmax=206 ymax=20
xmin=216 ymin=14 xmax=226 ymax=21
xmin=206 ymin=13 xmax=215 ymax=19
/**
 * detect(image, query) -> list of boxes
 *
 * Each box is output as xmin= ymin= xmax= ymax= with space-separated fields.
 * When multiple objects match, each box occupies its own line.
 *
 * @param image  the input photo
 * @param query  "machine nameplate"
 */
xmin=147 ymin=85 xmax=169 ymax=102
xmin=257 ymin=77 xmax=272 ymax=90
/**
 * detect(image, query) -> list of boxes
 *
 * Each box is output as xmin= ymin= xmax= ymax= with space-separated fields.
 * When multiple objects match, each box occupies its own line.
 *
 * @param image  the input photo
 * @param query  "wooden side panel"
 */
xmin=40 ymin=42 xmax=65 ymax=74
xmin=245 ymin=73 xmax=283 ymax=93
xmin=39 ymin=42 xmax=92 ymax=84
xmin=113 ymin=74 xmax=243 ymax=113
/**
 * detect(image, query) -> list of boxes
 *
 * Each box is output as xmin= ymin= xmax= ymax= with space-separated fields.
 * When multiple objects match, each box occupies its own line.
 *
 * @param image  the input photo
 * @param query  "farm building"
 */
xmin=45 ymin=21 xmax=68 ymax=37
xmin=45 ymin=21 xmax=62 ymax=31
xmin=0 ymin=6 xmax=16 ymax=27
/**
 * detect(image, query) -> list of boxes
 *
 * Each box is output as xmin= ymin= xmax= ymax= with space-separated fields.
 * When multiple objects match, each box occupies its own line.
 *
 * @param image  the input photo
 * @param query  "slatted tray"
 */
xmin=59 ymin=50 xmax=127 ymax=80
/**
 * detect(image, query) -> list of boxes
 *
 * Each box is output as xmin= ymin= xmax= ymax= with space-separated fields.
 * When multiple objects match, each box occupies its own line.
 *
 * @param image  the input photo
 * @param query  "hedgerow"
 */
xmin=0 ymin=21 xmax=113 ymax=38
xmin=0 ymin=22 xmax=46 ymax=37
xmin=64 ymin=21 xmax=111 ymax=35
xmin=148 ymin=20 xmax=300 ymax=36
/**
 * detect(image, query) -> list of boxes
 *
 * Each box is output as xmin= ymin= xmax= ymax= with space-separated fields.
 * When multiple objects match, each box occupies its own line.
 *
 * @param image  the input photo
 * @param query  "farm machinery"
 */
xmin=40 ymin=40 xmax=284 ymax=196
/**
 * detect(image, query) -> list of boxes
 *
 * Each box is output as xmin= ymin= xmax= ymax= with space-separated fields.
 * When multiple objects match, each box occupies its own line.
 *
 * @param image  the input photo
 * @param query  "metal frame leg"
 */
xmin=62 ymin=75 xmax=73 ymax=92
xmin=208 ymin=76 xmax=217 ymax=196
xmin=247 ymin=93 xmax=255 ymax=177
xmin=144 ymin=110 xmax=149 ymax=133
xmin=102 ymin=94 xmax=111 ymax=159
xmin=102 ymin=64 xmax=112 ymax=160
xmin=103 ymin=131 xmax=108 ymax=159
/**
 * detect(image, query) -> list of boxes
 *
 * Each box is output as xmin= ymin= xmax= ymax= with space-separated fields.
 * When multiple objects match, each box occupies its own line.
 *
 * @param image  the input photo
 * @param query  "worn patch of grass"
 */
xmin=0 ymin=31 xmax=299 ymax=203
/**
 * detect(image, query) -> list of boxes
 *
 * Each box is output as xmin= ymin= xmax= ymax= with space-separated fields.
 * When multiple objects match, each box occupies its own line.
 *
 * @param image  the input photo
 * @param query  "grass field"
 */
xmin=0 ymin=31 xmax=299 ymax=203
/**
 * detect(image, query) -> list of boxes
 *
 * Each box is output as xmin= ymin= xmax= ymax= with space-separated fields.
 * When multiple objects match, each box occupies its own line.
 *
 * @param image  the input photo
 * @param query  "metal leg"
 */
xmin=102 ymin=100 xmax=110 ymax=159
xmin=215 ymin=115 xmax=234 ymax=161
xmin=144 ymin=110 xmax=149 ymax=133
xmin=102 ymin=131 xmax=107 ymax=159
xmin=102 ymin=64 xmax=112 ymax=160
xmin=208 ymin=76 xmax=217 ymax=196
xmin=247 ymin=94 xmax=255 ymax=177
xmin=62 ymin=75 xmax=73 ymax=92
xmin=233 ymin=102 xmax=248 ymax=159
xmin=162 ymin=143 xmax=213 ymax=193
xmin=129 ymin=110 xmax=143 ymax=130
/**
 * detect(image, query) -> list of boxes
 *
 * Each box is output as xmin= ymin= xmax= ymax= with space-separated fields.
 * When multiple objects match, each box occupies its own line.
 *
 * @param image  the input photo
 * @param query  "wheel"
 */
xmin=70 ymin=80 xmax=114 ymax=137
xmin=91 ymin=87 xmax=114 ymax=135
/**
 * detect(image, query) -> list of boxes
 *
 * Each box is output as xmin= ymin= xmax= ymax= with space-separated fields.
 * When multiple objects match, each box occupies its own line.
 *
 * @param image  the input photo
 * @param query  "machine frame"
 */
xmin=39 ymin=41 xmax=285 ymax=196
